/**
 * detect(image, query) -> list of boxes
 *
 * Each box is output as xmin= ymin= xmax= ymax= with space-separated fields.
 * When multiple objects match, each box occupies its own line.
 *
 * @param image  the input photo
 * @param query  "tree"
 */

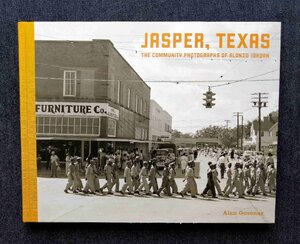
xmin=243 ymin=121 xmax=252 ymax=139
xmin=171 ymin=129 xmax=194 ymax=139
xmin=219 ymin=128 xmax=237 ymax=148
xmin=194 ymin=125 xmax=223 ymax=138
xmin=171 ymin=129 xmax=182 ymax=138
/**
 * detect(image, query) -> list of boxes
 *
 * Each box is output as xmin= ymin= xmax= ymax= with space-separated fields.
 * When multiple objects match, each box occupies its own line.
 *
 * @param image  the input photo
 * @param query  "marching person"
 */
xmin=224 ymin=162 xmax=242 ymax=198
xmin=223 ymin=162 xmax=232 ymax=194
xmin=64 ymin=157 xmax=76 ymax=193
xmin=50 ymin=150 xmax=60 ymax=178
xmin=247 ymin=162 xmax=257 ymax=195
xmin=212 ymin=164 xmax=223 ymax=196
xmin=252 ymin=163 xmax=267 ymax=196
xmin=93 ymin=159 xmax=101 ymax=193
xmin=156 ymin=162 xmax=171 ymax=196
xmin=121 ymin=161 xmax=133 ymax=195
xmin=169 ymin=162 xmax=178 ymax=194
xmin=243 ymin=164 xmax=251 ymax=194
xmin=266 ymin=164 xmax=276 ymax=193
xmin=180 ymin=161 xmax=197 ymax=198
xmin=83 ymin=159 xmax=96 ymax=194
xmin=136 ymin=161 xmax=150 ymax=195
xmin=73 ymin=157 xmax=83 ymax=192
xmin=201 ymin=163 xmax=217 ymax=198
xmin=148 ymin=160 xmax=160 ymax=194
xmin=65 ymin=152 xmax=71 ymax=176
xmin=100 ymin=158 xmax=114 ymax=194
xmin=237 ymin=163 xmax=245 ymax=196
xmin=111 ymin=158 xmax=120 ymax=193
xmin=131 ymin=160 xmax=140 ymax=192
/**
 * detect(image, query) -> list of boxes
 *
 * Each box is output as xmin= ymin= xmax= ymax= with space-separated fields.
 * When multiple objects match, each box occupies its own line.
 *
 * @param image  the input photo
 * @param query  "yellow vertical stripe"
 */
xmin=18 ymin=22 xmax=38 ymax=222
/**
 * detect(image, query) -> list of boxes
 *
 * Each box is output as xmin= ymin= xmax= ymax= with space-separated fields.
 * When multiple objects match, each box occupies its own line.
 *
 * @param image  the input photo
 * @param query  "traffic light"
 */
xmin=203 ymin=90 xmax=216 ymax=108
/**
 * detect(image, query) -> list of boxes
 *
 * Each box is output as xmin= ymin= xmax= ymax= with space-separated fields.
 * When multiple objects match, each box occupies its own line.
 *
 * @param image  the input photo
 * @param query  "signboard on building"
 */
xmin=36 ymin=102 xmax=119 ymax=120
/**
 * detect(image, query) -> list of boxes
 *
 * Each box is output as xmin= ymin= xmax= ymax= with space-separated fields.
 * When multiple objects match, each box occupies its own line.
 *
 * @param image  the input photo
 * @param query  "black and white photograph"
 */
xmin=34 ymin=22 xmax=280 ymax=223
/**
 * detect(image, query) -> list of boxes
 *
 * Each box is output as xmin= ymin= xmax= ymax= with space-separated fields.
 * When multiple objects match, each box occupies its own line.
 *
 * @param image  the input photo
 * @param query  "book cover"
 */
xmin=19 ymin=21 xmax=280 ymax=223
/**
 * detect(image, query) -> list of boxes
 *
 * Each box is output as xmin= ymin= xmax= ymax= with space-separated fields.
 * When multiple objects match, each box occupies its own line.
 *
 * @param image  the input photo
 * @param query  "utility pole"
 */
xmin=233 ymin=112 xmax=242 ymax=149
xmin=252 ymin=93 xmax=268 ymax=151
xmin=224 ymin=120 xmax=231 ymax=129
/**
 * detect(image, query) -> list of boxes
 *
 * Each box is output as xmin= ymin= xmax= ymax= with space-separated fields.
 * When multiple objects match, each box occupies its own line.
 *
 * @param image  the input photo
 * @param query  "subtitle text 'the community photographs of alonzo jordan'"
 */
xmin=29 ymin=22 xmax=280 ymax=223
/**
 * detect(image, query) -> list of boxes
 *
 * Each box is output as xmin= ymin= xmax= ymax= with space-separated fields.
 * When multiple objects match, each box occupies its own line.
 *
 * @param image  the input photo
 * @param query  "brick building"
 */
xmin=35 ymin=40 xmax=150 ymax=160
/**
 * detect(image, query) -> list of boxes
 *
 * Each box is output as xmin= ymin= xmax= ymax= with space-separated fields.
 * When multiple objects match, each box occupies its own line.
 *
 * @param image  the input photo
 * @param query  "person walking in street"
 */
xmin=50 ymin=150 xmax=60 ymax=178
xmin=121 ymin=161 xmax=133 ymax=195
xmin=237 ymin=163 xmax=245 ymax=196
xmin=73 ymin=157 xmax=83 ymax=192
xmin=131 ymin=160 xmax=140 ymax=192
xmin=136 ymin=161 xmax=150 ymax=195
xmin=212 ymin=164 xmax=223 ymax=196
xmin=243 ymin=164 xmax=251 ymax=194
xmin=201 ymin=163 xmax=217 ymax=198
xmin=83 ymin=160 xmax=96 ymax=194
xmin=148 ymin=160 xmax=160 ymax=194
xmin=65 ymin=152 xmax=71 ymax=176
xmin=224 ymin=162 xmax=243 ymax=198
xmin=252 ymin=163 xmax=267 ymax=196
xmin=156 ymin=162 xmax=171 ymax=196
xmin=111 ymin=158 xmax=120 ymax=193
xmin=266 ymin=164 xmax=276 ymax=193
xmin=64 ymin=157 xmax=76 ymax=193
xmin=100 ymin=158 xmax=114 ymax=194
xmin=180 ymin=161 xmax=197 ymax=198
xmin=93 ymin=159 xmax=101 ymax=193
xmin=169 ymin=162 xmax=178 ymax=194
xmin=223 ymin=163 xmax=232 ymax=194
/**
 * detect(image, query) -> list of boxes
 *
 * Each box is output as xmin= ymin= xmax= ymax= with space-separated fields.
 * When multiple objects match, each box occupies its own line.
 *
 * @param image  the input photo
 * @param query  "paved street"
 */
xmin=38 ymin=155 xmax=275 ymax=223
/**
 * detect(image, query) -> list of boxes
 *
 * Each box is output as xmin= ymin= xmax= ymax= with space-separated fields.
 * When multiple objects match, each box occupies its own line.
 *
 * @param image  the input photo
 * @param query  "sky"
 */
xmin=35 ymin=22 xmax=281 ymax=133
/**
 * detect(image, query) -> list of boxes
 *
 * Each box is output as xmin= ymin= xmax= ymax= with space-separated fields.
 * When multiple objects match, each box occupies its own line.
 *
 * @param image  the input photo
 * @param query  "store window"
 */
xmin=63 ymin=70 xmax=76 ymax=96
xmin=135 ymin=95 xmax=138 ymax=112
xmin=117 ymin=80 xmax=121 ymax=104
xmin=107 ymin=118 xmax=117 ymax=137
xmin=140 ymin=98 xmax=143 ymax=115
xmin=127 ymin=88 xmax=131 ymax=108
xmin=36 ymin=116 xmax=100 ymax=136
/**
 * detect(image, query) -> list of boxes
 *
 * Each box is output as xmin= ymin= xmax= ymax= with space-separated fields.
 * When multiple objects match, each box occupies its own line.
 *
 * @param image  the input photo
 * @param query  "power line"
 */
xmin=210 ymin=69 xmax=279 ymax=88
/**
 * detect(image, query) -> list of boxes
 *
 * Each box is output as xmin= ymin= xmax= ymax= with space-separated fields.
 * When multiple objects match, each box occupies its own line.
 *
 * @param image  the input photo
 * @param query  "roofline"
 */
xmin=35 ymin=39 xmax=151 ymax=90
xmin=108 ymin=41 xmax=151 ymax=91
xmin=150 ymin=99 xmax=172 ymax=118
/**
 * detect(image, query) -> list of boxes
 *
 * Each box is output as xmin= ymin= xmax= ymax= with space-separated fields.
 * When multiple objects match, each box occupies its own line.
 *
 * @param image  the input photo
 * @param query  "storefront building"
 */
xmin=35 ymin=40 xmax=150 ymax=160
xmin=149 ymin=99 xmax=172 ymax=149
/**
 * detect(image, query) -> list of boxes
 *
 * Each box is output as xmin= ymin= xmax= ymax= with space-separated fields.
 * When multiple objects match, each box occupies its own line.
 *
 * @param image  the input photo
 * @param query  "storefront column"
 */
xmin=89 ymin=141 xmax=92 ymax=155
xmin=81 ymin=140 xmax=85 ymax=159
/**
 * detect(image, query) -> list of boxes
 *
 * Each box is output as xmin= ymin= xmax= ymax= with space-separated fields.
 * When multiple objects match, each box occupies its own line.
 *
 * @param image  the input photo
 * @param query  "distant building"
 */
xmin=250 ymin=111 xmax=278 ymax=151
xmin=35 ymin=40 xmax=150 ymax=160
xmin=149 ymin=100 xmax=172 ymax=146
